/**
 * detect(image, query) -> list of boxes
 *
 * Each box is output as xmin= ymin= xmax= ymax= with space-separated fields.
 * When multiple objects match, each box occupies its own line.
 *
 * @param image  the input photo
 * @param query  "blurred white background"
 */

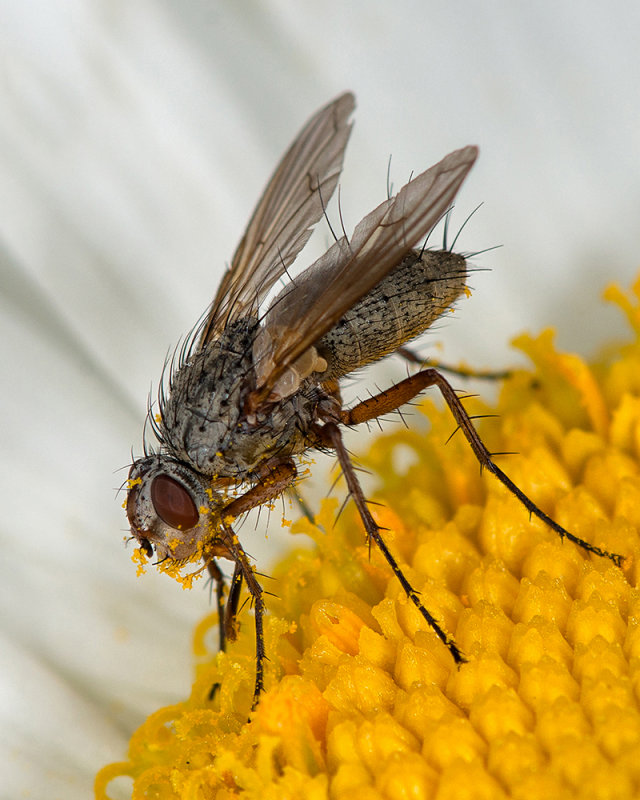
xmin=1 ymin=2 xmax=639 ymax=797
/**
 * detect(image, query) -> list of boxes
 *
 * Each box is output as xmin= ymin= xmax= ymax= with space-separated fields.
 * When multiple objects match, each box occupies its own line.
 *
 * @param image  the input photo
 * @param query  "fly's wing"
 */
xmin=253 ymin=145 xmax=478 ymax=397
xmin=198 ymin=92 xmax=356 ymax=346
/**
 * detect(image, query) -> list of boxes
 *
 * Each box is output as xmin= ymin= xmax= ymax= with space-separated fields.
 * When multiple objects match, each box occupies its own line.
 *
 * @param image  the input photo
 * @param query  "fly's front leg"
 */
xmin=219 ymin=521 xmax=267 ymax=710
xmin=206 ymin=560 xmax=229 ymax=653
xmin=223 ymin=562 xmax=244 ymax=643
xmin=206 ymin=462 xmax=295 ymax=654
xmin=222 ymin=460 xmax=297 ymax=519
xmin=206 ymin=560 xmax=244 ymax=654
xmin=316 ymin=401 xmax=465 ymax=664
xmin=208 ymin=460 xmax=297 ymax=708
xmin=205 ymin=560 xmax=243 ymax=703
xmin=342 ymin=368 xmax=623 ymax=566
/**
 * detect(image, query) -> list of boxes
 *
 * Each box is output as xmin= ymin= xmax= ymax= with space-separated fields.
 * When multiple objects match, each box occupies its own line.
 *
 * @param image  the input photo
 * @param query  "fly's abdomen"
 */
xmin=316 ymin=250 xmax=467 ymax=381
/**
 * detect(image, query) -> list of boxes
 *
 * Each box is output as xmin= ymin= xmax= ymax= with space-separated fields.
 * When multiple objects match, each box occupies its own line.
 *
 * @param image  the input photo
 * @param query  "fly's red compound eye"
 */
xmin=150 ymin=474 xmax=199 ymax=530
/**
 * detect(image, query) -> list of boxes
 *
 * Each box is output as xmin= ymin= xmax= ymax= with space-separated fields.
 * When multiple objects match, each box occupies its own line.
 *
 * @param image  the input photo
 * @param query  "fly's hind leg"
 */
xmin=341 ymin=368 xmax=624 ymax=566
xmin=396 ymin=345 xmax=511 ymax=381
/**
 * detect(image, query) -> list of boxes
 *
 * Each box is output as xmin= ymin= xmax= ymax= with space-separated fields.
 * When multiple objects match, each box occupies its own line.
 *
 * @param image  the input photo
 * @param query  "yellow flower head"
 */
xmin=97 ymin=276 xmax=640 ymax=800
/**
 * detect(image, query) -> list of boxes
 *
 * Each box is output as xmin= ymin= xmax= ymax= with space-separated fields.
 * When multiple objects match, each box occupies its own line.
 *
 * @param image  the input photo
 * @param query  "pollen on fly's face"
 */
xmin=124 ymin=92 xmax=624 ymax=708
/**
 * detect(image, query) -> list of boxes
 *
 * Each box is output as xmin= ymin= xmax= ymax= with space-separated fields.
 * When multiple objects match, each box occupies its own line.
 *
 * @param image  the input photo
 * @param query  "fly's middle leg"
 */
xmin=318 ymin=416 xmax=466 ymax=664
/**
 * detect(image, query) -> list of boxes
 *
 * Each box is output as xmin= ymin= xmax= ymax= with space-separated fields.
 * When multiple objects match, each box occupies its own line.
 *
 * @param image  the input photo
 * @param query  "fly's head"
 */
xmin=126 ymin=455 xmax=229 ymax=574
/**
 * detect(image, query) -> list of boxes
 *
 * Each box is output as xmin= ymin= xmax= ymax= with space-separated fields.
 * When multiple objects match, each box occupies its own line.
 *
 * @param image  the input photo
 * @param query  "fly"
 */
xmin=125 ymin=92 xmax=623 ymax=707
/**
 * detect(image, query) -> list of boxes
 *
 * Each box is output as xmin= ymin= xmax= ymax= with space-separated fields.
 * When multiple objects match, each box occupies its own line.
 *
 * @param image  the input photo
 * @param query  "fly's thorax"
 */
xmin=159 ymin=318 xmax=258 ymax=476
xmin=126 ymin=455 xmax=228 ymax=564
xmin=158 ymin=317 xmax=322 ymax=477
xmin=316 ymin=249 xmax=467 ymax=382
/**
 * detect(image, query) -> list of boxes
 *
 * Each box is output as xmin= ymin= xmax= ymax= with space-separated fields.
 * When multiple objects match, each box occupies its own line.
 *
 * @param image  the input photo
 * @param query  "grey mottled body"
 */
xmin=316 ymin=249 xmax=466 ymax=382
xmin=161 ymin=248 xmax=467 ymax=481
xmin=162 ymin=317 xmax=321 ymax=478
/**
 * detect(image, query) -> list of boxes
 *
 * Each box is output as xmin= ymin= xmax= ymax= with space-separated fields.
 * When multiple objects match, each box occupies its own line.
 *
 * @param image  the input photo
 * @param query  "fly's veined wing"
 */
xmin=253 ymin=146 xmax=478 ymax=396
xmin=198 ymin=92 xmax=356 ymax=346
